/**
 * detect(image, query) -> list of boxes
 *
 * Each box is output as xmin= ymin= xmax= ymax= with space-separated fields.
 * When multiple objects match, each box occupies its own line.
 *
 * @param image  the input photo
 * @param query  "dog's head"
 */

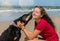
xmin=14 ymin=12 xmax=32 ymax=26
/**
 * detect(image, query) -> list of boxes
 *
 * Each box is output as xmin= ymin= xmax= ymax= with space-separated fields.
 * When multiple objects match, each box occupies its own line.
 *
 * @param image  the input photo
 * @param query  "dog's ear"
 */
xmin=21 ymin=13 xmax=32 ymax=23
xmin=23 ymin=12 xmax=32 ymax=26
xmin=25 ymin=14 xmax=32 ymax=22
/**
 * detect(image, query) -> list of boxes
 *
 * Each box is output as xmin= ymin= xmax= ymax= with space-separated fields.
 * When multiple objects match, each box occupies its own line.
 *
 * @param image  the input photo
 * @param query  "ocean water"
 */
xmin=0 ymin=9 xmax=60 ymax=22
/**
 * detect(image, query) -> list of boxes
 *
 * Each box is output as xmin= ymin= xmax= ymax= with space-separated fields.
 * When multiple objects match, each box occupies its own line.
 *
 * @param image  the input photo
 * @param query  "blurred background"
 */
xmin=0 ymin=0 xmax=60 ymax=41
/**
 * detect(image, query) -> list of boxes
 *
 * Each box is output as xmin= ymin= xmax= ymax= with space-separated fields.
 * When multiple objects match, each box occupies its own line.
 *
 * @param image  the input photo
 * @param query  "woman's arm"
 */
xmin=22 ymin=27 xmax=41 ymax=40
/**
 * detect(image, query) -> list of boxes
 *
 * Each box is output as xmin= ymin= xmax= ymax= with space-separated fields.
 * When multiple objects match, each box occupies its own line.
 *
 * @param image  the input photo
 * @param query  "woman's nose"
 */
xmin=32 ymin=11 xmax=35 ymax=14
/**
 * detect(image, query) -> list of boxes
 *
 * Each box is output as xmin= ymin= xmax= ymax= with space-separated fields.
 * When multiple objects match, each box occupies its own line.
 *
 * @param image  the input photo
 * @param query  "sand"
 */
xmin=0 ymin=16 xmax=60 ymax=41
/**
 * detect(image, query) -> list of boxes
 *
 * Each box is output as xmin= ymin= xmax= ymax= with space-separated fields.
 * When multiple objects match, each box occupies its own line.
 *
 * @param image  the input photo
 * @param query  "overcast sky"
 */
xmin=0 ymin=0 xmax=60 ymax=6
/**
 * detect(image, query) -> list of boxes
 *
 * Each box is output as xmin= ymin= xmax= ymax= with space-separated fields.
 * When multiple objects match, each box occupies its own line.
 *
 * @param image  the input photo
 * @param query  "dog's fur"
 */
xmin=0 ymin=12 xmax=32 ymax=41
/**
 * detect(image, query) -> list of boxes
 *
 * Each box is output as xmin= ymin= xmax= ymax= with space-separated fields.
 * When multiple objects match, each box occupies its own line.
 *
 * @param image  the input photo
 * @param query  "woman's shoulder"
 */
xmin=37 ymin=18 xmax=48 ymax=26
xmin=41 ymin=18 xmax=47 ymax=23
xmin=41 ymin=18 xmax=52 ymax=27
xmin=40 ymin=18 xmax=48 ymax=25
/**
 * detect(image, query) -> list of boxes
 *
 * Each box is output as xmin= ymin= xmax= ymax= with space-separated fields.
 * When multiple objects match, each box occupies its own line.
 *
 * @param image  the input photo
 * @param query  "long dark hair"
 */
xmin=34 ymin=6 xmax=55 ymax=29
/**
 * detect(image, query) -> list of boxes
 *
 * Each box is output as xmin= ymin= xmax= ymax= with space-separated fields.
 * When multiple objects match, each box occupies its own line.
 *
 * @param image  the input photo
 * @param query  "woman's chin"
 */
xmin=33 ymin=16 xmax=36 ymax=18
xmin=33 ymin=17 xmax=36 ymax=19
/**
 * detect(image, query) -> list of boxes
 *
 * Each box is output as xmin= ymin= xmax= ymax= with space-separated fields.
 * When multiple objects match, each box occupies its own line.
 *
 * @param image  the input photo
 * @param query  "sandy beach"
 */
xmin=0 ymin=16 xmax=60 ymax=41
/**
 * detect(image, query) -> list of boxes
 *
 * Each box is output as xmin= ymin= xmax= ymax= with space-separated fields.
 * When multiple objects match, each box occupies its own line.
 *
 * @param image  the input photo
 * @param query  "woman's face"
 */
xmin=32 ymin=7 xmax=42 ymax=19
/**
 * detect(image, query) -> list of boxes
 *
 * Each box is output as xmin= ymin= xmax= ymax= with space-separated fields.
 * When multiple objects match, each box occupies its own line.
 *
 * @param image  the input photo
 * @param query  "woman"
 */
xmin=17 ymin=6 xmax=59 ymax=41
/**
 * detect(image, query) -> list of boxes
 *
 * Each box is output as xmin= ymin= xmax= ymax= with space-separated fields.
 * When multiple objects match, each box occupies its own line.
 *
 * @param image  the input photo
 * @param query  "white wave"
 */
xmin=0 ymin=10 xmax=12 ymax=12
xmin=0 ymin=9 xmax=33 ymax=12
xmin=0 ymin=9 xmax=20 ymax=12
xmin=0 ymin=9 xmax=60 ymax=13
xmin=45 ymin=9 xmax=60 ymax=11
xmin=0 ymin=13 xmax=11 ymax=17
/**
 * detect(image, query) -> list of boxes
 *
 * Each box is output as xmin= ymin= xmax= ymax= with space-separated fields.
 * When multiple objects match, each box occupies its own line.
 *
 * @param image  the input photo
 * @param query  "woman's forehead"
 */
xmin=34 ymin=8 xmax=41 ymax=12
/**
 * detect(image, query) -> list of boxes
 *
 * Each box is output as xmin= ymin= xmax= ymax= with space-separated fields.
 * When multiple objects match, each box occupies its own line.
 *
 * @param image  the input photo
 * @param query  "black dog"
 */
xmin=0 ymin=12 xmax=32 ymax=41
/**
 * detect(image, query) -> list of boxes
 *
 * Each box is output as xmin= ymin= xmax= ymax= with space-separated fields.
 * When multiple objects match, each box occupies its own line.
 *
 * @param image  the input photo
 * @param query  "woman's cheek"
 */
xmin=32 ymin=13 xmax=36 ymax=18
xmin=32 ymin=13 xmax=39 ymax=19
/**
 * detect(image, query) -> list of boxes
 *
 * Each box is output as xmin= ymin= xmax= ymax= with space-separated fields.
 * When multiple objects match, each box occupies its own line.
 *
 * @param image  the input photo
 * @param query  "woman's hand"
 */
xmin=17 ymin=21 xmax=25 ymax=29
xmin=24 ymin=37 xmax=29 ymax=41
xmin=26 ymin=38 xmax=38 ymax=41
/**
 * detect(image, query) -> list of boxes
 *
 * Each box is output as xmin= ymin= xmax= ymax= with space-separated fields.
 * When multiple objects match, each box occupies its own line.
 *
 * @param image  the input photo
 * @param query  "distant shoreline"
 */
xmin=0 ymin=6 xmax=60 ymax=9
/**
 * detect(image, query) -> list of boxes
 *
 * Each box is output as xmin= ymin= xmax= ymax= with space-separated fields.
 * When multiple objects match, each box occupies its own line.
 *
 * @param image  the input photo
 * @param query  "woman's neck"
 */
xmin=35 ymin=18 xmax=41 ymax=23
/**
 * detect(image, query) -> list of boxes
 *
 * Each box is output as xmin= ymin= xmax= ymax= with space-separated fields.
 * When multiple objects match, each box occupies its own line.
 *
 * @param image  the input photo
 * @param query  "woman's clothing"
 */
xmin=35 ymin=18 xmax=59 ymax=41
